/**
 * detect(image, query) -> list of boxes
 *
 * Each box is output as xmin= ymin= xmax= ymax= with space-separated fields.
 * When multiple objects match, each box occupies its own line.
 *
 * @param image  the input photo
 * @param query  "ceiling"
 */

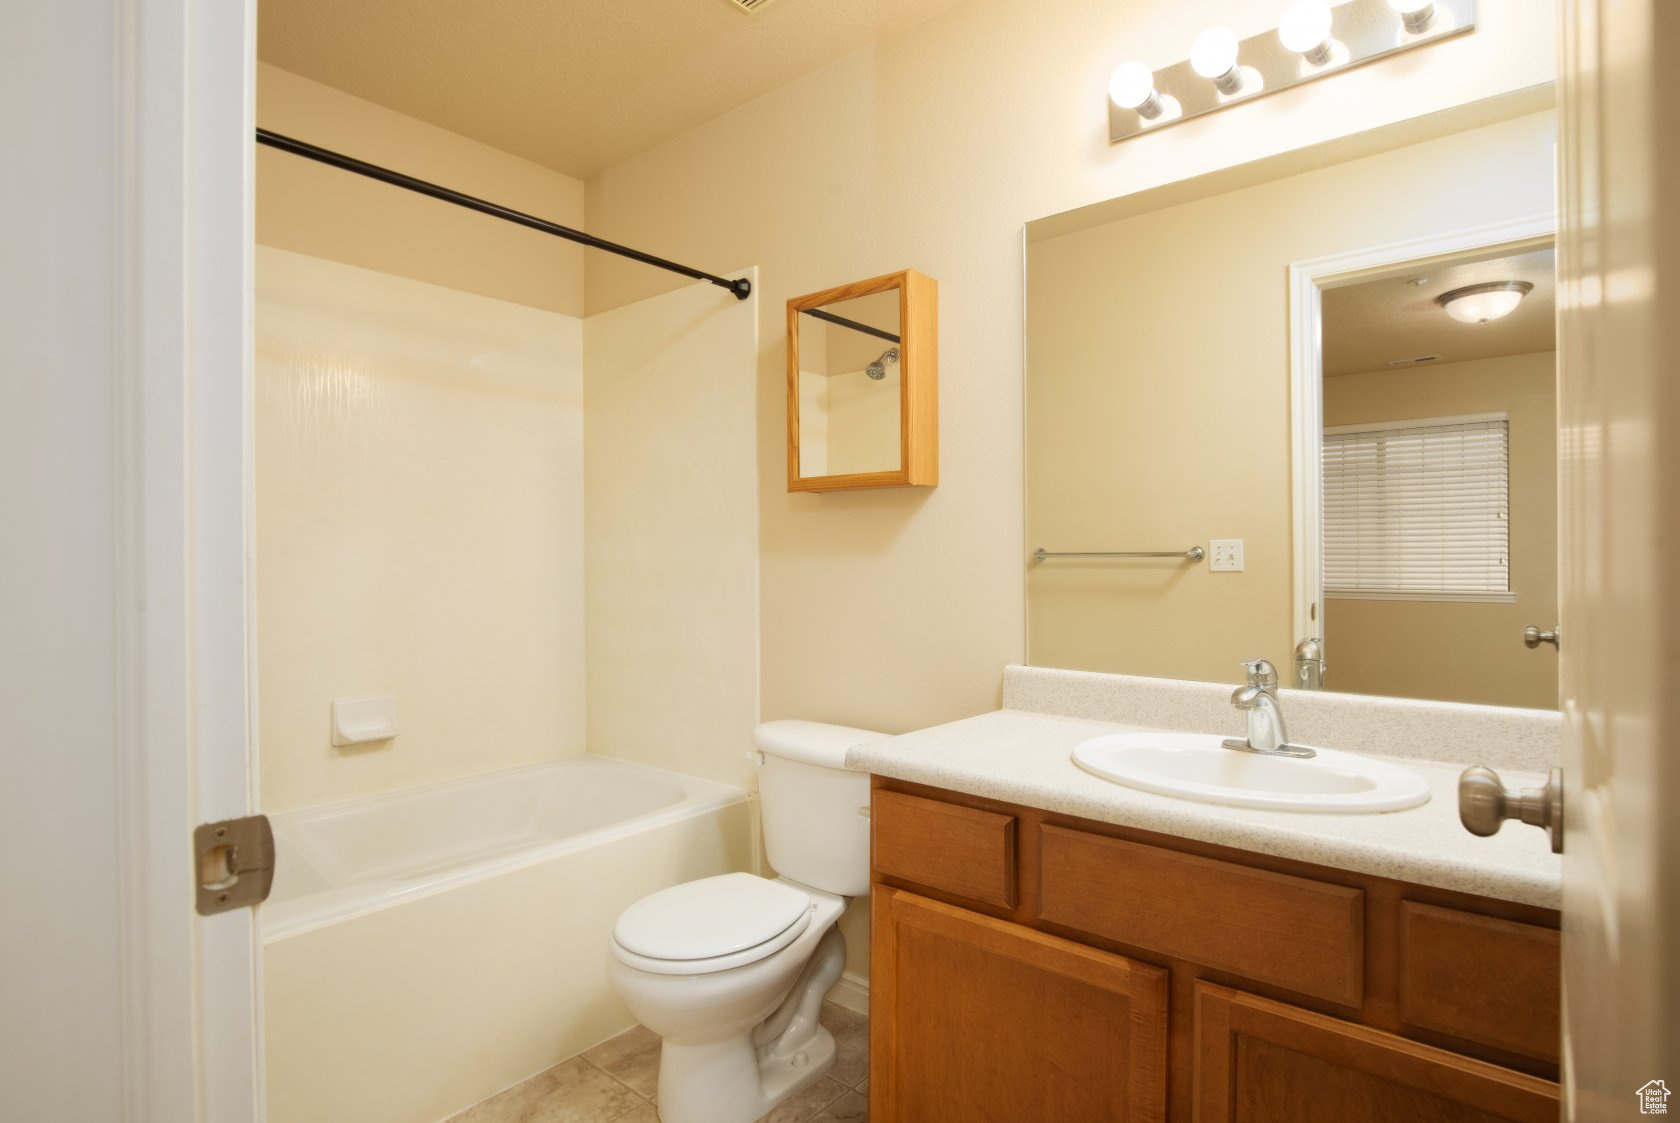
xmin=258 ymin=0 xmax=963 ymax=180
xmin=1322 ymin=247 xmax=1556 ymax=377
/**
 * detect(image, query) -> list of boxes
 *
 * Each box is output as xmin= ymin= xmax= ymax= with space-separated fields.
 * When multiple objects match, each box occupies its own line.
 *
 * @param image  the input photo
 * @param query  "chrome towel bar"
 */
xmin=1032 ymin=546 xmax=1205 ymax=562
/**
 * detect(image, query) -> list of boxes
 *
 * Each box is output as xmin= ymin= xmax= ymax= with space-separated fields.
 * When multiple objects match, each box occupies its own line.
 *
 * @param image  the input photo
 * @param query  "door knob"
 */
xmin=1458 ymin=765 xmax=1563 ymax=853
xmin=1523 ymin=624 xmax=1560 ymax=649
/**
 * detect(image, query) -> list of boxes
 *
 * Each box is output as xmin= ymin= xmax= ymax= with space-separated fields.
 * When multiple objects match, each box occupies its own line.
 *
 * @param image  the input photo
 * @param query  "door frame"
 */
xmin=1286 ymin=213 xmax=1556 ymax=656
xmin=114 ymin=0 xmax=261 ymax=1117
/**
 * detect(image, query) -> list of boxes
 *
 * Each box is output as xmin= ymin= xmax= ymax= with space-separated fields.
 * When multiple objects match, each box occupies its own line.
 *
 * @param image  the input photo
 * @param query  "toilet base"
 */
xmin=759 ymin=1023 xmax=837 ymax=1106
xmin=652 ymin=926 xmax=847 ymax=1123
xmin=655 ymin=1025 xmax=835 ymax=1123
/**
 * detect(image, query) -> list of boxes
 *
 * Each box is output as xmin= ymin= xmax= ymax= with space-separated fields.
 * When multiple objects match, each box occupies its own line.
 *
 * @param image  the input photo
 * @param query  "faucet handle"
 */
xmin=1239 ymin=659 xmax=1279 ymax=688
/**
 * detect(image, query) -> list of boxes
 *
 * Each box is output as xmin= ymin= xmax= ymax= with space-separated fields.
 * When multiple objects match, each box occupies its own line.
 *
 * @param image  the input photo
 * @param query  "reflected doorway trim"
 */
xmin=1286 ymin=213 xmax=1556 ymax=662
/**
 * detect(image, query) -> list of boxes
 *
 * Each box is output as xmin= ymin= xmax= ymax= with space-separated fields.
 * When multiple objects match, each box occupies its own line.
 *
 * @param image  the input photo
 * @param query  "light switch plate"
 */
xmin=1210 ymin=539 xmax=1244 ymax=572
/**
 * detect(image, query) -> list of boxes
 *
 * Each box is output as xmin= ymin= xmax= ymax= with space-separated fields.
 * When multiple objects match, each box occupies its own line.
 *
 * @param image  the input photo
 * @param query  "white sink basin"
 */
xmin=1072 ymin=732 xmax=1431 ymax=813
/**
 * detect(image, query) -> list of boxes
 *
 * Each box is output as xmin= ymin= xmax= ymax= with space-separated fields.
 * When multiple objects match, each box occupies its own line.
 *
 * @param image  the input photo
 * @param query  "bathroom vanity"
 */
xmin=962 ymin=96 xmax=1572 ymax=1122
xmin=854 ymin=669 xmax=1563 ymax=1123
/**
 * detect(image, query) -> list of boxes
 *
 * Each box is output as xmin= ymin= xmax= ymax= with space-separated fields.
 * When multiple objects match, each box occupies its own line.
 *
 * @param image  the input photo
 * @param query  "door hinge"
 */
xmin=194 ymin=814 xmax=275 ymax=915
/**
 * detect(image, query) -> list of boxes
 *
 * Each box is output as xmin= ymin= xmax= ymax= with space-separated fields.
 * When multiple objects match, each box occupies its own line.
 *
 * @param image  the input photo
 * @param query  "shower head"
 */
xmin=865 ymin=347 xmax=900 ymax=380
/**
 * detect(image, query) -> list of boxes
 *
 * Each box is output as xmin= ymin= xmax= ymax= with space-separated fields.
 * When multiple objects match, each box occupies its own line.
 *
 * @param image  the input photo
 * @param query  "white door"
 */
xmin=1 ymin=1 xmax=262 ymax=1119
xmin=1555 ymin=0 xmax=1680 ymax=1115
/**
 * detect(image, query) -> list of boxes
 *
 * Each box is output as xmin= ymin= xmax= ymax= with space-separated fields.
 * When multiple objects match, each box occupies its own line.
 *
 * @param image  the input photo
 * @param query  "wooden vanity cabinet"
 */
xmin=868 ymin=777 xmax=1561 ymax=1123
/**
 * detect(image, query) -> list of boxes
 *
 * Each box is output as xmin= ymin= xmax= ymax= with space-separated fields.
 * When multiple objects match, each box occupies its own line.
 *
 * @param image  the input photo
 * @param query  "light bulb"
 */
xmin=1387 ymin=0 xmax=1437 ymax=33
xmin=1279 ymin=1 xmax=1334 ymax=65
xmin=1438 ymin=281 xmax=1532 ymax=324
xmin=1190 ymin=26 xmax=1244 ymax=94
xmin=1108 ymin=61 xmax=1164 ymax=118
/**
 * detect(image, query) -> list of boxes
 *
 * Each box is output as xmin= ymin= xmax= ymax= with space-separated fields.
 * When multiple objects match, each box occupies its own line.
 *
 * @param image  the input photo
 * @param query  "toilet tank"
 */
xmin=753 ymin=720 xmax=880 ymax=897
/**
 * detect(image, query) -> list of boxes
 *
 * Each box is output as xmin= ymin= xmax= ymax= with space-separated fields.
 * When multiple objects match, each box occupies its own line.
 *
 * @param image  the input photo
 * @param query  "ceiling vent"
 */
xmin=721 ymin=0 xmax=782 ymax=11
xmin=1386 ymin=354 xmax=1442 ymax=367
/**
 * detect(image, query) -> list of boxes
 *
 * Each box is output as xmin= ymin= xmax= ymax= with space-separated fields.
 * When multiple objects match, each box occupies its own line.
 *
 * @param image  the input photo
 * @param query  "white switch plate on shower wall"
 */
xmin=1209 ymin=539 xmax=1244 ymax=572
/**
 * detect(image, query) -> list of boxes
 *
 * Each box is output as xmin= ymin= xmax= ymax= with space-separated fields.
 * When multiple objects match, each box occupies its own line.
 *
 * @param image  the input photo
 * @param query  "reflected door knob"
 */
xmin=1523 ymin=625 xmax=1560 ymax=649
xmin=1458 ymin=765 xmax=1564 ymax=853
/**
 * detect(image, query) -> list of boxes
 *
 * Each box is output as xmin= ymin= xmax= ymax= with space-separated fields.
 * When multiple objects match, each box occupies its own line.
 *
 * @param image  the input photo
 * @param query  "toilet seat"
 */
xmin=610 ymin=873 xmax=814 ymax=976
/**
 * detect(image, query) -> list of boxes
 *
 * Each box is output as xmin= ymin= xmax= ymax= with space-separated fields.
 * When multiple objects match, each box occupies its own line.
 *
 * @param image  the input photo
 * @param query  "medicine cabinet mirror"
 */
xmin=1023 ymin=96 xmax=1561 ymax=711
xmin=787 ymin=269 xmax=938 ymax=492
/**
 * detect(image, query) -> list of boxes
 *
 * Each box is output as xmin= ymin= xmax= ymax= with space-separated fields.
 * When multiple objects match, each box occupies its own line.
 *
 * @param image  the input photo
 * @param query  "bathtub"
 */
xmin=261 ymin=756 xmax=752 ymax=1123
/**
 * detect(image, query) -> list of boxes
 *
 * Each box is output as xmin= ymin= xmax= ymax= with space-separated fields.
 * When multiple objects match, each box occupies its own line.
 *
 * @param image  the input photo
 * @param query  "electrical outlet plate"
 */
xmin=1210 ymin=539 xmax=1245 ymax=572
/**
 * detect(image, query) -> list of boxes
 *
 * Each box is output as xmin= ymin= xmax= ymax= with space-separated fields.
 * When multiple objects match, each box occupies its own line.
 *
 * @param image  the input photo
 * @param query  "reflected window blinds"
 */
xmin=1322 ymin=413 xmax=1510 ymax=599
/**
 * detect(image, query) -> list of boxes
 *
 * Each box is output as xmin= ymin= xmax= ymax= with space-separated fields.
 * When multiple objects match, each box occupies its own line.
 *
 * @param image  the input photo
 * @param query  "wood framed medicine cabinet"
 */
xmin=786 ymin=269 xmax=938 ymax=492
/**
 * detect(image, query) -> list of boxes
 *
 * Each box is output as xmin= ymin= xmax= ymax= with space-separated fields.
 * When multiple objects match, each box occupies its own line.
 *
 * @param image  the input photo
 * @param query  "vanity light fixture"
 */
xmin=1109 ymin=61 xmax=1166 ymax=119
xmin=1191 ymin=27 xmax=1246 ymax=94
xmin=1279 ymin=1 xmax=1336 ymax=66
xmin=1437 ymin=280 xmax=1533 ymax=324
xmin=1387 ymin=0 xmax=1437 ymax=33
xmin=1108 ymin=0 xmax=1476 ymax=144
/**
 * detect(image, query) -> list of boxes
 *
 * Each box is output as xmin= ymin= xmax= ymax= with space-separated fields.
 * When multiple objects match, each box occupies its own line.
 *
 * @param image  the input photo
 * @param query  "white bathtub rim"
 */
xmin=261 ymin=754 xmax=749 ymax=944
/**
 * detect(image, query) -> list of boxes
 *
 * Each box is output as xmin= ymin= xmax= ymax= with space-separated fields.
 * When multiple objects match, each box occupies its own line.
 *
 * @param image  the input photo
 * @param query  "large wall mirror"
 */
xmin=1024 ymin=98 xmax=1559 ymax=710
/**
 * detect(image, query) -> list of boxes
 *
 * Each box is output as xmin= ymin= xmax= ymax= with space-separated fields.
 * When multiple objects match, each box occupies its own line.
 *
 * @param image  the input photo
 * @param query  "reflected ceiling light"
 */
xmin=1437 ymin=281 xmax=1533 ymax=324
xmin=1190 ymin=27 xmax=1245 ymax=95
xmin=1279 ymin=1 xmax=1335 ymax=65
xmin=1109 ymin=61 xmax=1165 ymax=119
xmin=1387 ymin=0 xmax=1437 ymax=33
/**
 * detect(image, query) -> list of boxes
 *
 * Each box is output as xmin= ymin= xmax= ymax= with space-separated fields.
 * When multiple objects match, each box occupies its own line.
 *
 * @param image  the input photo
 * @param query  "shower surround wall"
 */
xmin=255 ymin=247 xmax=763 ymax=1121
xmin=256 ymin=63 xmax=593 ymax=811
xmin=583 ymin=271 xmax=761 ymax=790
xmin=256 ymin=247 xmax=586 ymax=810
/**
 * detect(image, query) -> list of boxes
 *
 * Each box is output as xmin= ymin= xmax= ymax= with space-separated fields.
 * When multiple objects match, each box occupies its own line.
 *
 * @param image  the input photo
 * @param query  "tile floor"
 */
xmin=448 ymin=1002 xmax=868 ymax=1123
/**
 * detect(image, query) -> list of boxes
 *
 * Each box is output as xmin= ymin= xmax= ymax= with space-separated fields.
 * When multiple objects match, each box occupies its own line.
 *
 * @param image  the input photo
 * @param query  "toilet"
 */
xmin=605 ymin=720 xmax=877 ymax=1123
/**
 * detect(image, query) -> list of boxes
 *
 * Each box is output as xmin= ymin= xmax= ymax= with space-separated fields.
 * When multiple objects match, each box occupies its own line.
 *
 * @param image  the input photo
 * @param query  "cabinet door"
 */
xmin=871 ymin=887 xmax=1167 ymax=1123
xmin=1192 ymin=983 xmax=1558 ymax=1123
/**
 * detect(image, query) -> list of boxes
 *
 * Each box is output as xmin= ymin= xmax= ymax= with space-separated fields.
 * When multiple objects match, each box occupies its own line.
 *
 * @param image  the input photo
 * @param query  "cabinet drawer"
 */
xmin=1039 ymin=825 xmax=1364 ymax=1006
xmin=1399 ymin=901 xmax=1560 ymax=1063
xmin=872 ymin=790 xmax=1017 ymax=908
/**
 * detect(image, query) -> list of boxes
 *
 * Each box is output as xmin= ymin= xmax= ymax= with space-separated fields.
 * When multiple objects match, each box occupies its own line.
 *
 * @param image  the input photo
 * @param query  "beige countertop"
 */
xmin=847 ymin=707 xmax=1563 ymax=910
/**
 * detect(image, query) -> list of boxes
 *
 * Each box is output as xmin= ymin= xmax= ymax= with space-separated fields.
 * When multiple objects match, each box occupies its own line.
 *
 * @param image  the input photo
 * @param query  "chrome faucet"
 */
xmin=1223 ymin=660 xmax=1315 ymax=759
xmin=1293 ymin=637 xmax=1326 ymax=691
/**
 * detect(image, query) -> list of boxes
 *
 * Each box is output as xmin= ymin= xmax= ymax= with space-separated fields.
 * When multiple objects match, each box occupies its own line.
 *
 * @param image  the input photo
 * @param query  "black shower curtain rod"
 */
xmin=798 ymin=306 xmax=901 ymax=345
xmin=255 ymin=129 xmax=751 ymax=301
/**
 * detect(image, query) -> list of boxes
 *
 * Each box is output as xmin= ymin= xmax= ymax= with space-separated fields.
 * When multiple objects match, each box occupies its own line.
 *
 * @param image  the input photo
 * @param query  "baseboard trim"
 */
xmin=826 ymin=970 xmax=870 ymax=1015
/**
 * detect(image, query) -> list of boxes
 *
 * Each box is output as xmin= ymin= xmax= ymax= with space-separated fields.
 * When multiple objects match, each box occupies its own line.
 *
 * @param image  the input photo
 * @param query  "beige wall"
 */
xmin=1024 ymin=114 xmax=1556 ymax=683
xmin=255 ymin=248 xmax=585 ymax=812
xmin=582 ymin=273 xmax=761 ymax=789
xmin=257 ymin=62 xmax=586 ymax=318
xmin=799 ymin=374 xmax=831 ymax=476
xmin=1323 ymin=352 xmax=1559 ymax=709
xmin=825 ymin=367 xmax=902 ymax=476
xmin=584 ymin=0 xmax=1557 ymax=738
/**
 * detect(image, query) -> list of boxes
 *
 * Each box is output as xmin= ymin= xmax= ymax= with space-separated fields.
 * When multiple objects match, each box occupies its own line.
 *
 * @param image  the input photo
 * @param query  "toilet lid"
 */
xmin=613 ymin=873 xmax=811 ymax=962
